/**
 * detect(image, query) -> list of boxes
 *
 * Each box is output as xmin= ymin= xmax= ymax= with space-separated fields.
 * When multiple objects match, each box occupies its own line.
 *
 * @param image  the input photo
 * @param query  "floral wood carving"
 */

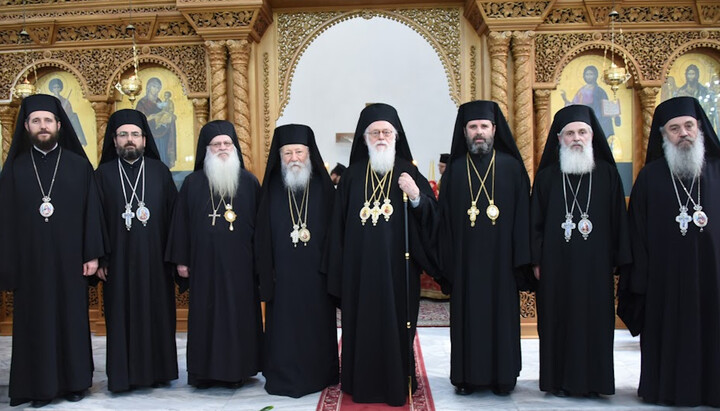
xmin=480 ymin=1 xmax=550 ymax=19
xmin=187 ymin=11 xmax=255 ymax=28
xmin=277 ymin=8 xmax=461 ymax=115
xmin=520 ymin=291 xmax=536 ymax=318
xmin=0 ymin=45 xmax=207 ymax=101
xmin=0 ymin=5 xmax=177 ymax=22
xmin=542 ymin=7 xmax=587 ymax=25
xmin=591 ymin=6 xmax=695 ymax=24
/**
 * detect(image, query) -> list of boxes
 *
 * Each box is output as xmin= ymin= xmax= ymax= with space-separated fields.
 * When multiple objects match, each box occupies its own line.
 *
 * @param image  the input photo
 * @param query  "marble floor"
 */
xmin=0 ymin=329 xmax=712 ymax=410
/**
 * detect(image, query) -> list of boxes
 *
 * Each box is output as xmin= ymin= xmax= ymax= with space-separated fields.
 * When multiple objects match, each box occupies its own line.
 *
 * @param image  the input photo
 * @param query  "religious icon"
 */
xmin=48 ymin=78 xmax=88 ymax=146
xmin=136 ymin=77 xmax=178 ymax=169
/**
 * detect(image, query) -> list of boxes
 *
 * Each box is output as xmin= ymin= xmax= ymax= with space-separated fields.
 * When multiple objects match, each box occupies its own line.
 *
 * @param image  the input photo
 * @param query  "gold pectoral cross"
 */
xmin=467 ymin=201 xmax=480 ymax=227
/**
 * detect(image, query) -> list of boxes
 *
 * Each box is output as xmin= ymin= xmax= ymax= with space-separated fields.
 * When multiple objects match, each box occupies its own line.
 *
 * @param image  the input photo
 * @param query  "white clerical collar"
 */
xmin=33 ymin=143 xmax=59 ymax=156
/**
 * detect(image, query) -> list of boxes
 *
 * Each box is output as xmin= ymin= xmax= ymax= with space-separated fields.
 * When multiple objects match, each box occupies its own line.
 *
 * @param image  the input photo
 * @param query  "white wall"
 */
xmin=277 ymin=16 xmax=457 ymax=181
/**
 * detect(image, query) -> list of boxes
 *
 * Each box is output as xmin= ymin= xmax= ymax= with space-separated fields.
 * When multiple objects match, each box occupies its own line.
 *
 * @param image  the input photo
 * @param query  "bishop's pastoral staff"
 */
xmin=324 ymin=103 xmax=439 ymax=406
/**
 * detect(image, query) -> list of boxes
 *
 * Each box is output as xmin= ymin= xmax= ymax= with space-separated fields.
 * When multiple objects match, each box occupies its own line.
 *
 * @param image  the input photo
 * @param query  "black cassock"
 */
xmin=260 ymin=173 xmax=339 ymax=397
xmin=95 ymin=158 xmax=178 ymax=392
xmin=531 ymin=161 xmax=631 ymax=396
xmin=8 ymin=148 xmax=105 ymax=405
xmin=438 ymin=151 xmax=530 ymax=390
xmin=619 ymin=158 xmax=720 ymax=407
xmin=325 ymin=158 xmax=437 ymax=406
xmin=165 ymin=170 xmax=262 ymax=385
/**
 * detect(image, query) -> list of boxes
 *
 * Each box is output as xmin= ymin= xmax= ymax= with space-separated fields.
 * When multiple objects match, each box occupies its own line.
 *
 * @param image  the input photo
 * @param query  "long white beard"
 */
xmin=204 ymin=147 xmax=241 ymax=198
xmin=368 ymin=140 xmax=396 ymax=174
xmin=559 ymin=141 xmax=595 ymax=175
xmin=663 ymin=130 xmax=705 ymax=179
xmin=282 ymin=156 xmax=313 ymax=192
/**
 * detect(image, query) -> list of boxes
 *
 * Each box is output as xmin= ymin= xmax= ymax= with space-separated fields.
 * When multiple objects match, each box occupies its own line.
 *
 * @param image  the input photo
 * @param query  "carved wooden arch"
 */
xmin=105 ymin=54 xmax=193 ymax=99
xmin=278 ymin=9 xmax=461 ymax=116
xmin=550 ymin=40 xmax=644 ymax=86
xmin=659 ymin=39 xmax=720 ymax=83
xmin=9 ymin=59 xmax=91 ymax=100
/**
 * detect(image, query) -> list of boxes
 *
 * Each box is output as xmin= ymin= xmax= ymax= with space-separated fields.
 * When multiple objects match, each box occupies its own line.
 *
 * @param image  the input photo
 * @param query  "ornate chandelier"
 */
xmin=602 ymin=6 xmax=631 ymax=100
xmin=11 ymin=3 xmax=37 ymax=100
xmin=114 ymin=0 xmax=142 ymax=104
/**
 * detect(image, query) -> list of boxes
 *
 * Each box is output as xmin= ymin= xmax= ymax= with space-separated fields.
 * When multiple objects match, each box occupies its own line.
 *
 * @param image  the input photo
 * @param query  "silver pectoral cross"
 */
xmin=122 ymin=204 xmax=134 ymax=231
xmin=561 ymin=215 xmax=575 ymax=242
xmin=676 ymin=208 xmax=692 ymax=236
xmin=208 ymin=211 xmax=220 ymax=226
xmin=290 ymin=224 xmax=300 ymax=247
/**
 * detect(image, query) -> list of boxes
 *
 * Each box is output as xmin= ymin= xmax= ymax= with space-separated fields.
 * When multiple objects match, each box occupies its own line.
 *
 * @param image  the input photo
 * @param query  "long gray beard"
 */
xmin=282 ymin=157 xmax=312 ymax=192
xmin=663 ymin=130 xmax=705 ymax=179
xmin=559 ymin=142 xmax=595 ymax=175
xmin=204 ymin=147 xmax=241 ymax=198
xmin=368 ymin=143 xmax=396 ymax=175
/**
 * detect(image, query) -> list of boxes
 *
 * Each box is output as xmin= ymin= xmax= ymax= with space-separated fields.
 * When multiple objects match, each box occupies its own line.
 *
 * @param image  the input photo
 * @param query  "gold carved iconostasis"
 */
xmin=1 ymin=0 xmax=720 ymax=336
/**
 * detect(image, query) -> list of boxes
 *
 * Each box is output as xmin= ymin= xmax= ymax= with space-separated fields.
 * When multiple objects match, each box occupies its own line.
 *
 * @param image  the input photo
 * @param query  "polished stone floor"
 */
xmin=0 ymin=329 xmax=713 ymax=410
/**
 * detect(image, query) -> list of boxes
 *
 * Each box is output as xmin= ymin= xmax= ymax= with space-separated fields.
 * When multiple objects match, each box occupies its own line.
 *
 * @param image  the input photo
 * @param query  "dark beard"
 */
xmin=118 ymin=145 xmax=145 ymax=161
xmin=28 ymin=130 xmax=59 ymax=152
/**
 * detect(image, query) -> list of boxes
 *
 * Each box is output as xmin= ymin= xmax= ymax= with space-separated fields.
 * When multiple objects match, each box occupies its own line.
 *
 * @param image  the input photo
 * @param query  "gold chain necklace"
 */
xmin=288 ymin=183 xmax=310 ymax=247
xmin=208 ymin=186 xmax=236 ymax=231
xmin=359 ymin=161 xmax=394 ymax=226
xmin=466 ymin=150 xmax=498 ymax=226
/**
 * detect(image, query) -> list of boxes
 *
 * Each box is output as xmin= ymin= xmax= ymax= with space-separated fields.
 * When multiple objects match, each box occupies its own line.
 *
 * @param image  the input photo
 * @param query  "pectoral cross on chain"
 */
xmin=122 ymin=205 xmax=134 ymax=231
xmin=676 ymin=208 xmax=692 ymax=236
xmin=467 ymin=201 xmax=480 ymax=227
xmin=561 ymin=216 xmax=576 ymax=242
xmin=290 ymin=225 xmax=300 ymax=247
xmin=208 ymin=210 xmax=220 ymax=226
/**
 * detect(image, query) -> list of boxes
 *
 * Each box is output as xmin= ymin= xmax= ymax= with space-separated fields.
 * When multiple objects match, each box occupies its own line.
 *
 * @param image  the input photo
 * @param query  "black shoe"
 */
xmin=553 ymin=388 xmax=570 ymax=397
xmin=31 ymin=399 xmax=52 ymax=408
xmin=454 ymin=384 xmax=473 ymax=395
xmin=492 ymin=387 xmax=511 ymax=396
xmin=223 ymin=379 xmax=245 ymax=389
xmin=64 ymin=391 xmax=84 ymax=402
xmin=151 ymin=381 xmax=170 ymax=388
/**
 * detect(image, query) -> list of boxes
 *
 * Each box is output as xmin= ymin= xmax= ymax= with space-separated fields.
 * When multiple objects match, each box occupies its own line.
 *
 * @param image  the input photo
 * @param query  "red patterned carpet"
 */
xmin=336 ymin=299 xmax=450 ymax=328
xmin=316 ymin=335 xmax=434 ymax=411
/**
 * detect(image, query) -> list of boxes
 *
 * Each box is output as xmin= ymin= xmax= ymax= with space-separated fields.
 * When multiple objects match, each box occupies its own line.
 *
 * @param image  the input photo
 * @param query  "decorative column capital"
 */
xmin=511 ymin=30 xmax=535 ymax=55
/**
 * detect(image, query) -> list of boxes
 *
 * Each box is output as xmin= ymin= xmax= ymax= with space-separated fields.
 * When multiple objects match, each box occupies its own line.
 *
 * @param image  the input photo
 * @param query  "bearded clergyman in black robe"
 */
xmin=95 ymin=109 xmax=178 ymax=392
xmin=437 ymin=100 xmax=531 ymax=396
xmin=324 ymin=103 xmax=438 ymax=406
xmin=165 ymin=120 xmax=262 ymax=388
xmin=0 ymin=94 xmax=105 ymax=407
xmin=531 ymin=105 xmax=631 ymax=397
xmin=618 ymin=97 xmax=720 ymax=407
xmin=255 ymin=124 xmax=339 ymax=397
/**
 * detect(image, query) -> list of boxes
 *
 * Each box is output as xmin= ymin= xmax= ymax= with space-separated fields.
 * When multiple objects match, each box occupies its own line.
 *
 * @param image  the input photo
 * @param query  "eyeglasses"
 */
xmin=366 ymin=129 xmax=394 ymax=138
xmin=116 ymin=131 xmax=143 ymax=139
xmin=208 ymin=141 xmax=234 ymax=148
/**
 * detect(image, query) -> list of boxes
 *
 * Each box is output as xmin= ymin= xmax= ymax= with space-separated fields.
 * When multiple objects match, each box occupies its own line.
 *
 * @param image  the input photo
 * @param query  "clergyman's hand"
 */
xmin=96 ymin=267 xmax=108 ymax=281
xmin=533 ymin=265 xmax=540 ymax=280
xmin=398 ymin=172 xmax=420 ymax=201
xmin=177 ymin=264 xmax=190 ymax=278
xmin=83 ymin=259 xmax=99 ymax=277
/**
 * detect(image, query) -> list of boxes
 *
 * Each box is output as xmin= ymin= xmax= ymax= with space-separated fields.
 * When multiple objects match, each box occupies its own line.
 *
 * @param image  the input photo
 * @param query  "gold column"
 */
xmin=206 ymin=40 xmax=228 ymax=121
xmin=226 ymin=39 xmax=253 ymax=172
xmin=487 ymin=31 xmax=512 ymax=118
xmin=192 ymin=98 xmax=209 ymax=140
xmin=0 ymin=104 xmax=18 ymax=162
xmin=511 ymin=31 xmax=535 ymax=177
xmin=533 ymin=89 xmax=552 ymax=173
xmin=638 ymin=86 xmax=660 ymax=174
xmin=91 ymin=102 xmax=111 ymax=163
